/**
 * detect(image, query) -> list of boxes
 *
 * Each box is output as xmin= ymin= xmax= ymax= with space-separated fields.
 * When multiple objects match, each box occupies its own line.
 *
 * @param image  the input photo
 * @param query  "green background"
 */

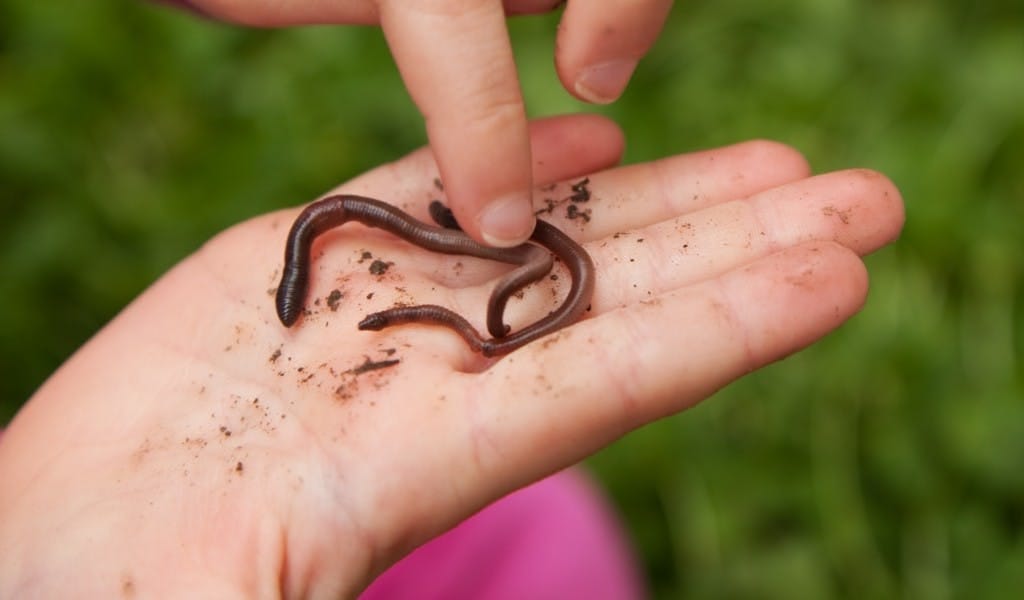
xmin=2 ymin=1 xmax=1022 ymax=597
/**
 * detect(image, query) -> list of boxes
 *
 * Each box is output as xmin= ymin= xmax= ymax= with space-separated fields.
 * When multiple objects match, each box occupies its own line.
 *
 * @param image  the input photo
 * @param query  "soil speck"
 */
xmin=369 ymin=260 xmax=394 ymax=276
xmin=326 ymin=289 xmax=343 ymax=311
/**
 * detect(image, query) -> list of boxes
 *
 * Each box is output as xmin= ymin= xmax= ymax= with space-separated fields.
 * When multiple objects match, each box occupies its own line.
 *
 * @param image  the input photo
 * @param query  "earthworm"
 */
xmin=276 ymin=195 xmax=594 ymax=356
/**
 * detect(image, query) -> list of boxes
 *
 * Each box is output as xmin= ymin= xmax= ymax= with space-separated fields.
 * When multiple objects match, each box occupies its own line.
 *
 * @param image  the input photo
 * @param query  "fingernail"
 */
xmin=479 ymin=193 xmax=535 ymax=247
xmin=575 ymin=59 xmax=638 ymax=104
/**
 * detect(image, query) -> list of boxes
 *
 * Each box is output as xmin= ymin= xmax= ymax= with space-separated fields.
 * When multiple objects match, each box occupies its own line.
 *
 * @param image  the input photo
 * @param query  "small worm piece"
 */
xmin=276 ymin=195 xmax=550 ymax=333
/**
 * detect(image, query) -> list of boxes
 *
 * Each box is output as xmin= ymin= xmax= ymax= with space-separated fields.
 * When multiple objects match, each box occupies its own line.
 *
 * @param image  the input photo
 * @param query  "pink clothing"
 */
xmin=361 ymin=469 xmax=644 ymax=599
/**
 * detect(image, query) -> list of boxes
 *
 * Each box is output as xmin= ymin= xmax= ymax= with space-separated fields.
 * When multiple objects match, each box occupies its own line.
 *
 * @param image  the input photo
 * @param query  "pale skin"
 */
xmin=0 ymin=115 xmax=904 ymax=597
xmin=178 ymin=0 xmax=676 ymax=246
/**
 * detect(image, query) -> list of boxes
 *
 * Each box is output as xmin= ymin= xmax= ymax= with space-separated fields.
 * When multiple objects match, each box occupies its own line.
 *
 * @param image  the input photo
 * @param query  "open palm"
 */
xmin=0 ymin=115 xmax=903 ymax=597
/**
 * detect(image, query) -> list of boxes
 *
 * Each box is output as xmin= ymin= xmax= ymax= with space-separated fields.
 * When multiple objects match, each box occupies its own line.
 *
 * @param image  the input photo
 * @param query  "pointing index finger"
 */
xmin=379 ymin=1 xmax=536 ymax=247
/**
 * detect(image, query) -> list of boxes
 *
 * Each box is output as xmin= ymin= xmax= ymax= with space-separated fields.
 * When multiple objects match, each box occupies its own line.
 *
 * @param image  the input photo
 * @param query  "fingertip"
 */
xmin=555 ymin=0 xmax=674 ymax=103
xmin=478 ymin=191 xmax=537 ymax=247
xmin=773 ymin=241 xmax=871 ymax=321
xmin=844 ymin=168 xmax=907 ymax=245
xmin=573 ymin=59 xmax=638 ymax=104
xmin=736 ymin=139 xmax=813 ymax=180
xmin=813 ymin=240 xmax=871 ymax=317
xmin=584 ymin=114 xmax=628 ymax=155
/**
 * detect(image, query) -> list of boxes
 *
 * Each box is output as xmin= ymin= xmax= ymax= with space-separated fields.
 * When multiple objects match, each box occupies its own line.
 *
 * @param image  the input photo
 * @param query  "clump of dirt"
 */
xmin=369 ymin=260 xmax=394 ymax=276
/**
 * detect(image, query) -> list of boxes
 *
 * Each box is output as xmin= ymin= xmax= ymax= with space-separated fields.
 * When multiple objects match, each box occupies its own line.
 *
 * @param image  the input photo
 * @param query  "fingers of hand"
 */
xmin=470 ymin=241 xmax=868 ymax=482
xmin=585 ymin=168 xmax=904 ymax=311
xmin=483 ymin=163 xmax=899 ymax=360
xmin=557 ymin=0 xmax=675 ymax=103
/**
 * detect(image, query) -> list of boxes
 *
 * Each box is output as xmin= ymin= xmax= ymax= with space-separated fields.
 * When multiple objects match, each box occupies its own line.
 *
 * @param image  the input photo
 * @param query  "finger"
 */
xmin=472 ymin=241 xmax=869 ymax=488
xmin=379 ymin=1 xmax=535 ymax=247
xmin=532 ymin=139 xmax=812 ymax=239
xmin=556 ymin=0 xmax=675 ymax=103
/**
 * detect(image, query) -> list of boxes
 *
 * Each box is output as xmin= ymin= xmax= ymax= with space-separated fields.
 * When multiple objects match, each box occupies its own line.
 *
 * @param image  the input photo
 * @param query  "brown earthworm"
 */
xmin=276 ymin=195 xmax=594 ymax=356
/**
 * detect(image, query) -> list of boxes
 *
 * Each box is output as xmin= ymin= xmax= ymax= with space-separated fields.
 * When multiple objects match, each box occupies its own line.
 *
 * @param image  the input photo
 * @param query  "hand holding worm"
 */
xmin=0 ymin=115 xmax=903 ymax=596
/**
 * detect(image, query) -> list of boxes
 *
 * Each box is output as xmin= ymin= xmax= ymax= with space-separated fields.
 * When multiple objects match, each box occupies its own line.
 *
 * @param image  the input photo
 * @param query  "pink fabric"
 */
xmin=361 ymin=468 xmax=645 ymax=599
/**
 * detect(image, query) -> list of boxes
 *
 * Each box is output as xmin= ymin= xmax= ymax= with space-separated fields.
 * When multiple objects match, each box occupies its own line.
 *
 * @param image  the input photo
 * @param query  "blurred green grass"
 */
xmin=1 ymin=0 xmax=1022 ymax=597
